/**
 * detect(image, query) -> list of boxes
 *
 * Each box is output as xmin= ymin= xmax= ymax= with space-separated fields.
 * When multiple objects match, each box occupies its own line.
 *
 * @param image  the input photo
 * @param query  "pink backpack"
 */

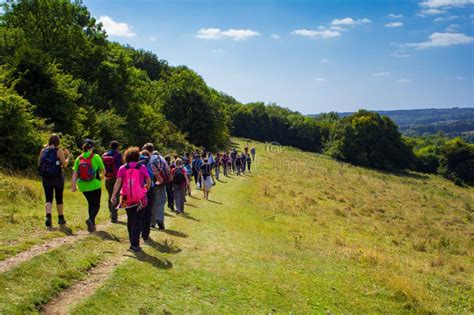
xmin=121 ymin=163 xmax=147 ymax=207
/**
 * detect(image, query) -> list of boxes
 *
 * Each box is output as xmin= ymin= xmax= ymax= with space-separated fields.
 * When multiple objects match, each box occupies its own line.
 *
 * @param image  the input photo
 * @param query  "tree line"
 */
xmin=0 ymin=0 xmax=472 ymax=186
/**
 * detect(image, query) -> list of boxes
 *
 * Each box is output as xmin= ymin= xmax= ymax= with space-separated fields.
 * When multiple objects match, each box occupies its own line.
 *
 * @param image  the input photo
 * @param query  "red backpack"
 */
xmin=78 ymin=153 xmax=95 ymax=181
xmin=102 ymin=151 xmax=119 ymax=179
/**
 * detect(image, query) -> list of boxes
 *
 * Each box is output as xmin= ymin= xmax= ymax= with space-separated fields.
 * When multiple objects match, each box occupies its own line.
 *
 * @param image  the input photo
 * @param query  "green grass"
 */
xmin=1 ymin=139 xmax=473 ymax=313
xmin=0 ymin=173 xmax=113 ymax=260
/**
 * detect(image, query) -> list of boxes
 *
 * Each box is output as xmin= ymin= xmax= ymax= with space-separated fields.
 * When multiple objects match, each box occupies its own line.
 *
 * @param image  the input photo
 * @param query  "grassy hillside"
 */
xmin=0 ymin=139 xmax=473 ymax=314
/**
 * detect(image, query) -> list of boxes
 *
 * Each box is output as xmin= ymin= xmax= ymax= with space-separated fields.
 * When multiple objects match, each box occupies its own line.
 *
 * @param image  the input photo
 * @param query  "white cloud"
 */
xmin=98 ymin=16 xmax=136 ymax=37
xmin=385 ymin=22 xmax=404 ymax=27
xmin=320 ymin=58 xmax=329 ymax=63
xmin=292 ymin=29 xmax=341 ymax=39
xmin=331 ymin=17 xmax=372 ymax=26
xmin=372 ymin=72 xmax=391 ymax=76
xmin=316 ymin=77 xmax=328 ymax=82
xmin=398 ymin=79 xmax=412 ymax=83
xmin=196 ymin=28 xmax=260 ymax=40
xmin=391 ymin=52 xmax=411 ymax=58
xmin=419 ymin=8 xmax=447 ymax=15
xmin=271 ymin=34 xmax=280 ymax=39
xmin=434 ymin=15 xmax=460 ymax=22
xmin=406 ymin=32 xmax=474 ymax=48
xmin=387 ymin=13 xmax=404 ymax=19
xmin=420 ymin=0 xmax=474 ymax=8
xmin=150 ymin=36 xmax=157 ymax=42
xmin=329 ymin=25 xmax=348 ymax=32
xmin=445 ymin=24 xmax=460 ymax=31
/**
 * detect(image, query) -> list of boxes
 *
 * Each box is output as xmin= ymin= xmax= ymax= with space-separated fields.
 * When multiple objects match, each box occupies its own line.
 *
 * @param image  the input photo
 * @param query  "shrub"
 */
xmin=439 ymin=138 xmax=474 ymax=185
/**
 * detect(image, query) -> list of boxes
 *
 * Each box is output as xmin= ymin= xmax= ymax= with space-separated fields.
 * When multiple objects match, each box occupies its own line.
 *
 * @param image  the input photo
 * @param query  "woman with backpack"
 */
xmin=171 ymin=158 xmax=189 ymax=214
xmin=110 ymin=147 xmax=151 ymax=252
xmin=102 ymin=141 xmax=122 ymax=223
xmin=200 ymin=158 xmax=215 ymax=200
xmin=38 ymin=134 xmax=72 ymax=228
xmin=71 ymin=139 xmax=105 ymax=233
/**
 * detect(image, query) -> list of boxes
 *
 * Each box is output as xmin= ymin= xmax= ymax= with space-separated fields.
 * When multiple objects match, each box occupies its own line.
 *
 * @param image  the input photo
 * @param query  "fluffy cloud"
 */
xmin=445 ymin=24 xmax=460 ymax=31
xmin=387 ymin=13 xmax=404 ymax=18
xmin=98 ymin=16 xmax=136 ymax=37
xmin=271 ymin=34 xmax=280 ymax=39
xmin=420 ymin=0 xmax=474 ymax=8
xmin=372 ymin=72 xmax=391 ymax=76
xmin=316 ymin=77 xmax=328 ymax=82
xmin=433 ymin=15 xmax=460 ymax=22
xmin=406 ymin=32 xmax=474 ymax=48
xmin=292 ymin=29 xmax=341 ymax=39
xmin=419 ymin=8 xmax=447 ymax=15
xmin=385 ymin=22 xmax=404 ymax=27
xmin=331 ymin=17 xmax=372 ymax=26
xmin=196 ymin=28 xmax=260 ymax=40
xmin=329 ymin=25 xmax=348 ymax=32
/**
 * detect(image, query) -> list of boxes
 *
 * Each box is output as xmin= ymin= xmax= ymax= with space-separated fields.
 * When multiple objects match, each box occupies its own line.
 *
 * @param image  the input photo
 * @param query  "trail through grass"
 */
xmin=1 ymin=139 xmax=472 ymax=313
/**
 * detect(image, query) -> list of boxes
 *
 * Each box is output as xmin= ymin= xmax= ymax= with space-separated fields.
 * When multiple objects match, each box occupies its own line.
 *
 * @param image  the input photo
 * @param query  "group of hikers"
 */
xmin=38 ymin=134 xmax=256 ymax=252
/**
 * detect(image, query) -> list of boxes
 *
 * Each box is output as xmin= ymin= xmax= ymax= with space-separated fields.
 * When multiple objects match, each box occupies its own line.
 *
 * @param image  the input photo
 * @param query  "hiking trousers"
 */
xmin=141 ymin=189 xmax=155 ymax=239
xmin=126 ymin=205 xmax=143 ymax=247
xmin=105 ymin=178 xmax=118 ymax=220
xmin=152 ymin=185 xmax=167 ymax=224
xmin=173 ymin=184 xmax=186 ymax=213
xmin=82 ymin=188 xmax=101 ymax=225
xmin=166 ymin=183 xmax=174 ymax=209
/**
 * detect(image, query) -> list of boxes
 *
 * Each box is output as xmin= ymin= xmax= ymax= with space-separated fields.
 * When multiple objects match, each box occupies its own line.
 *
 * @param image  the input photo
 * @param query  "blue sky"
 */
xmin=84 ymin=0 xmax=473 ymax=114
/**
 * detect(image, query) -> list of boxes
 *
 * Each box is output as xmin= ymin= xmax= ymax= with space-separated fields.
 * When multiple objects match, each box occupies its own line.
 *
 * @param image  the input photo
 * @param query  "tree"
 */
xmin=327 ymin=110 xmax=415 ymax=170
xmin=440 ymin=138 xmax=474 ymax=185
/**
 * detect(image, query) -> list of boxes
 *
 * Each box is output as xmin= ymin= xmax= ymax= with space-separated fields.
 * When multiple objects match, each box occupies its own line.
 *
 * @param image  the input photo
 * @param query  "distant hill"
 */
xmin=320 ymin=108 xmax=474 ymax=142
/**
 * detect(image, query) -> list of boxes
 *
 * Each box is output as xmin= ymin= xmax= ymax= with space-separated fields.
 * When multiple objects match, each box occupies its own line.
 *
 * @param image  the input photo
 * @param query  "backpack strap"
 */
xmin=125 ymin=163 xmax=131 ymax=170
xmin=134 ymin=163 xmax=141 ymax=170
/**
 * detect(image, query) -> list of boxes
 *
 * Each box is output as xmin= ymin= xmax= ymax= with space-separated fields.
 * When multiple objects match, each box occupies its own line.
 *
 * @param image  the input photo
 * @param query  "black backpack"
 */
xmin=201 ymin=164 xmax=211 ymax=179
xmin=39 ymin=148 xmax=60 ymax=177
xmin=173 ymin=168 xmax=186 ymax=186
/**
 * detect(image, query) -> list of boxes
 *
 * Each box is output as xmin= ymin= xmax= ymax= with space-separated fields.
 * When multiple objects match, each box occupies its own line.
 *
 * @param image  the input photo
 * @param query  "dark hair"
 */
xmin=48 ymin=134 xmax=60 ymax=147
xmin=124 ymin=147 xmax=140 ymax=163
xmin=110 ymin=141 xmax=119 ymax=150
xmin=143 ymin=143 xmax=154 ymax=153
xmin=82 ymin=139 xmax=94 ymax=151
xmin=140 ymin=150 xmax=151 ymax=159
xmin=165 ymin=156 xmax=171 ymax=163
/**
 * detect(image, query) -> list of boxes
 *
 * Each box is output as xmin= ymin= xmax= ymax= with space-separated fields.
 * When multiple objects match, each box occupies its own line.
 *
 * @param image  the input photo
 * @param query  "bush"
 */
xmin=0 ymin=84 xmax=43 ymax=169
xmin=439 ymin=138 xmax=474 ymax=185
xmin=414 ymin=145 xmax=440 ymax=173
xmin=327 ymin=110 xmax=415 ymax=170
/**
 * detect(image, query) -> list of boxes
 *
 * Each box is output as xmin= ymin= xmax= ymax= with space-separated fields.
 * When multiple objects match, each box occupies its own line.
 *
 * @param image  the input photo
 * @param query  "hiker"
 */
xmin=235 ymin=154 xmax=242 ymax=175
xmin=171 ymin=158 xmax=189 ymax=214
xmin=215 ymin=152 xmax=221 ymax=180
xmin=102 ymin=141 xmax=122 ymax=223
xmin=208 ymin=152 xmax=215 ymax=169
xmin=221 ymin=153 xmax=229 ymax=176
xmin=241 ymin=152 xmax=247 ymax=174
xmin=144 ymin=144 xmax=168 ymax=230
xmin=230 ymin=149 xmax=237 ymax=172
xmin=72 ymin=139 xmax=105 ymax=232
xmin=200 ymin=158 xmax=215 ymax=200
xmin=139 ymin=150 xmax=155 ymax=241
xmin=246 ymin=153 xmax=252 ymax=172
xmin=111 ymin=147 xmax=151 ymax=252
xmin=38 ymin=134 xmax=72 ymax=228
xmin=192 ymin=154 xmax=202 ymax=188
xmin=251 ymin=147 xmax=256 ymax=161
xmin=165 ymin=155 xmax=175 ymax=211
xmin=183 ymin=154 xmax=193 ymax=196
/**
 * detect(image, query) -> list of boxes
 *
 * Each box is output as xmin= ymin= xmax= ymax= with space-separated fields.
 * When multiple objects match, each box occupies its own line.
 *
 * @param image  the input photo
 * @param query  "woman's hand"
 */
xmin=110 ymin=194 xmax=117 ymax=205
xmin=71 ymin=185 xmax=77 ymax=192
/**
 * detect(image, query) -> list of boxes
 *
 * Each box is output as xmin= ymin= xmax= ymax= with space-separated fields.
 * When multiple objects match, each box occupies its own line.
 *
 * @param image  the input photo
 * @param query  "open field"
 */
xmin=0 ymin=139 xmax=473 ymax=314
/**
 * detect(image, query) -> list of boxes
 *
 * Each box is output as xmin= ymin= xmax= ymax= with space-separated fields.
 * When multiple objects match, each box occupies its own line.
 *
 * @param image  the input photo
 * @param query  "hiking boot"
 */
xmin=58 ymin=216 xmax=66 ymax=226
xmin=157 ymin=221 xmax=165 ymax=230
xmin=150 ymin=222 xmax=156 ymax=228
xmin=85 ymin=219 xmax=94 ymax=233
xmin=45 ymin=215 xmax=52 ymax=228
xmin=129 ymin=245 xmax=142 ymax=252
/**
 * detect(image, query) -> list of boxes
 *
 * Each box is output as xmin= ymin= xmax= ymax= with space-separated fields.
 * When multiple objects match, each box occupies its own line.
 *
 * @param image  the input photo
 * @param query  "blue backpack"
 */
xmin=39 ymin=148 xmax=60 ymax=177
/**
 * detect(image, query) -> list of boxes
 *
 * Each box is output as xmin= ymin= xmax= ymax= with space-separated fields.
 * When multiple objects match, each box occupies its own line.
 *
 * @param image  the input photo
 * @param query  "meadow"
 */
xmin=0 ymin=139 xmax=472 ymax=314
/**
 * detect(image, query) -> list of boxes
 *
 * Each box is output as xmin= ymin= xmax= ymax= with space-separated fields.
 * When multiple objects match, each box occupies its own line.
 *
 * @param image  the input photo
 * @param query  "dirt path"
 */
xmin=41 ymin=254 xmax=129 ymax=315
xmin=0 ymin=217 xmax=125 ymax=273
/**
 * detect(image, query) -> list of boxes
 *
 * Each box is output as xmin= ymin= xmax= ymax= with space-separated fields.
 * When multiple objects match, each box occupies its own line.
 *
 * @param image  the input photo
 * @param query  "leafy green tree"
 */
xmin=439 ymin=138 xmax=474 ymax=185
xmin=328 ymin=110 xmax=415 ymax=170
